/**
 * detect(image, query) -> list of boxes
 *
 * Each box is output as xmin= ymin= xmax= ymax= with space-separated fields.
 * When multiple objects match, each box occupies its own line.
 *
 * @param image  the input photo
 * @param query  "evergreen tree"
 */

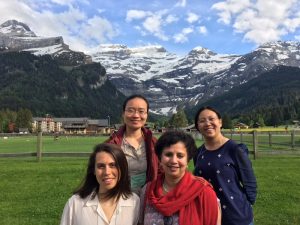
xmin=222 ymin=114 xmax=233 ymax=129
xmin=169 ymin=109 xmax=188 ymax=128
xmin=257 ymin=115 xmax=265 ymax=127
xmin=16 ymin=108 xmax=33 ymax=130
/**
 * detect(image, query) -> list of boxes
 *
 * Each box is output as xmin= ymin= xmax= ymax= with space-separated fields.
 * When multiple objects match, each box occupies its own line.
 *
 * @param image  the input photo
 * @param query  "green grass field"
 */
xmin=0 ymin=156 xmax=299 ymax=225
xmin=0 ymin=134 xmax=299 ymax=224
xmin=0 ymin=133 xmax=299 ymax=154
xmin=0 ymin=135 xmax=108 ymax=153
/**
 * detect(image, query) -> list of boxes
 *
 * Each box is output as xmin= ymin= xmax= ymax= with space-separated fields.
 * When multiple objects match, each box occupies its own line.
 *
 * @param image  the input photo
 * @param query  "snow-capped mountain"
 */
xmin=91 ymin=41 xmax=300 ymax=115
xmin=1 ymin=20 xmax=300 ymax=115
xmin=0 ymin=20 xmax=91 ymax=65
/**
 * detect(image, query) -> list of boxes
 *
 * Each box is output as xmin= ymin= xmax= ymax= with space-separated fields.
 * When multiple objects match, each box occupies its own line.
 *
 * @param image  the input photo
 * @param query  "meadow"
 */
xmin=0 ymin=134 xmax=300 ymax=225
xmin=0 ymin=131 xmax=299 ymax=155
xmin=0 ymin=135 xmax=107 ymax=153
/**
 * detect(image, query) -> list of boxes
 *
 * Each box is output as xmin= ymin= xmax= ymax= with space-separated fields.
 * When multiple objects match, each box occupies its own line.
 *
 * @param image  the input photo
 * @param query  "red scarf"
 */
xmin=146 ymin=172 xmax=218 ymax=225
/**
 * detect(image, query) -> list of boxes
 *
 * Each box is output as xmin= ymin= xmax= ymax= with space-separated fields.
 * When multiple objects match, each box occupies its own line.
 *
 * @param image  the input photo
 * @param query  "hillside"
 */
xmin=0 ymin=51 xmax=125 ymax=123
xmin=2 ymin=20 xmax=300 ymax=115
xmin=187 ymin=66 xmax=300 ymax=125
xmin=91 ymin=41 xmax=300 ymax=115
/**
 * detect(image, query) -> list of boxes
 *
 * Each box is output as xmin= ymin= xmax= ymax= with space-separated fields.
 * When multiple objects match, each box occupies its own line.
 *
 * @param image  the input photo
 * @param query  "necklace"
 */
xmin=123 ymin=131 xmax=144 ymax=149
xmin=162 ymin=181 xmax=169 ymax=193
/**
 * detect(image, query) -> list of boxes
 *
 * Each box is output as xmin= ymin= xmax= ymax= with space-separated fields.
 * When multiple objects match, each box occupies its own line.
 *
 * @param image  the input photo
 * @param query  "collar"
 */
xmin=84 ymin=192 xmax=136 ymax=207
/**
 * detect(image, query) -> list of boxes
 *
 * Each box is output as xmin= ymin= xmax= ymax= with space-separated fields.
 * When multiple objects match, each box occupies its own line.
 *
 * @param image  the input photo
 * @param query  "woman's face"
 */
xmin=122 ymin=97 xmax=148 ymax=130
xmin=197 ymin=109 xmax=222 ymax=139
xmin=160 ymin=142 xmax=188 ymax=181
xmin=94 ymin=152 xmax=119 ymax=194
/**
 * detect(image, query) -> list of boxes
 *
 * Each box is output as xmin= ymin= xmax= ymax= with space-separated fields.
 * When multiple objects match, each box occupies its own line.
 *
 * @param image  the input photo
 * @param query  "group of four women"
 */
xmin=60 ymin=94 xmax=257 ymax=225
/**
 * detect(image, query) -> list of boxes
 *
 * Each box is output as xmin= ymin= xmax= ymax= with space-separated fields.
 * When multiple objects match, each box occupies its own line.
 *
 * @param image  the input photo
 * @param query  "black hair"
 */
xmin=73 ymin=143 xmax=131 ymax=201
xmin=155 ymin=130 xmax=197 ymax=162
xmin=194 ymin=106 xmax=222 ymax=132
xmin=122 ymin=94 xmax=149 ymax=112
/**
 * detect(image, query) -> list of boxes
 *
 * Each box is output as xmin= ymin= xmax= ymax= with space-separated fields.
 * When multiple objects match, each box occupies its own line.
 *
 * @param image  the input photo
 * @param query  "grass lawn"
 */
xmin=0 ymin=135 xmax=108 ymax=153
xmin=1 ymin=133 xmax=299 ymax=154
xmin=0 ymin=157 xmax=87 ymax=225
xmin=0 ymin=156 xmax=299 ymax=225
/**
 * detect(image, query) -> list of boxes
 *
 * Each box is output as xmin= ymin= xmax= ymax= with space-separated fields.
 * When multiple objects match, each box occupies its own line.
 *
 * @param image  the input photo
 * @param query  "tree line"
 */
xmin=0 ymin=108 xmax=33 ymax=133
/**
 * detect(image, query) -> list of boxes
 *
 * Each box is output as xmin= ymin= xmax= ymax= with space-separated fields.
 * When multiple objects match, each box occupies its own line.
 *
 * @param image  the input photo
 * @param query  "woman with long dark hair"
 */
xmin=60 ymin=143 xmax=140 ymax=225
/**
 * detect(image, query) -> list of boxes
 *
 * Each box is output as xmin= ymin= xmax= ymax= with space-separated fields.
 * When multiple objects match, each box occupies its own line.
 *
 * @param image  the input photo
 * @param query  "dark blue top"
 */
xmin=194 ymin=140 xmax=257 ymax=225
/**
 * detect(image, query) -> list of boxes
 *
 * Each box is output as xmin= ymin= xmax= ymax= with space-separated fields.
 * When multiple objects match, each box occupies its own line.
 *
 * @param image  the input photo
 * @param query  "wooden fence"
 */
xmin=192 ymin=130 xmax=300 ymax=159
xmin=1 ymin=130 xmax=299 ymax=160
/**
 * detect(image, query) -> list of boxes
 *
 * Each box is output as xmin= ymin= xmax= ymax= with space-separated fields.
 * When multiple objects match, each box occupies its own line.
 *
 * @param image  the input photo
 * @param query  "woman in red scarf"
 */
xmin=139 ymin=130 xmax=221 ymax=225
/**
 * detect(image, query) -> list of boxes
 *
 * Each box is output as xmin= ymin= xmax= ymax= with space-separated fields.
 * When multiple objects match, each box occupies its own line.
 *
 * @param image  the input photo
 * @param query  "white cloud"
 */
xmin=175 ymin=0 xmax=187 ymax=8
xmin=212 ymin=0 xmax=300 ymax=45
xmin=295 ymin=35 xmax=300 ymax=41
xmin=212 ymin=0 xmax=251 ymax=24
xmin=97 ymin=9 xmax=106 ymax=14
xmin=186 ymin=12 xmax=199 ymax=23
xmin=127 ymin=9 xmax=172 ymax=41
xmin=126 ymin=10 xmax=149 ymax=22
xmin=165 ymin=14 xmax=179 ymax=24
xmin=173 ymin=27 xmax=193 ymax=43
xmin=198 ymin=26 xmax=207 ymax=34
xmin=143 ymin=15 xmax=168 ymax=41
xmin=0 ymin=1 xmax=119 ymax=52
xmin=283 ymin=18 xmax=300 ymax=32
xmin=143 ymin=16 xmax=161 ymax=33
xmin=79 ymin=16 xmax=119 ymax=45
xmin=50 ymin=0 xmax=78 ymax=6
xmin=174 ymin=33 xmax=187 ymax=43
xmin=182 ymin=27 xmax=193 ymax=34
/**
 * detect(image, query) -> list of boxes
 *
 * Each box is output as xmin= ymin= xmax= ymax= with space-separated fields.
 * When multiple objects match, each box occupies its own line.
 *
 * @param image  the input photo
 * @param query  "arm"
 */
xmin=137 ymin=184 xmax=147 ymax=225
xmin=193 ymin=145 xmax=204 ymax=176
xmin=60 ymin=198 xmax=73 ymax=225
xmin=132 ymin=193 xmax=141 ymax=225
xmin=201 ymin=186 xmax=220 ymax=225
xmin=234 ymin=146 xmax=257 ymax=205
xmin=216 ymin=198 xmax=222 ymax=225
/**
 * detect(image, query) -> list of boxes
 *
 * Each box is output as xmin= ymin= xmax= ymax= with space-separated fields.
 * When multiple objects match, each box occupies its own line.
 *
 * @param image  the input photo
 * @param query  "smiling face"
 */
xmin=94 ymin=151 xmax=119 ymax=194
xmin=160 ymin=141 xmax=188 ymax=181
xmin=122 ymin=97 xmax=148 ymax=131
xmin=197 ymin=109 xmax=222 ymax=140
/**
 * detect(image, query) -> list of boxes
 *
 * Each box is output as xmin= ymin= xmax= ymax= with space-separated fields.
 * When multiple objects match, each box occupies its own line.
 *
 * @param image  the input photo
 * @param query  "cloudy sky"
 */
xmin=1 ymin=0 xmax=300 ymax=55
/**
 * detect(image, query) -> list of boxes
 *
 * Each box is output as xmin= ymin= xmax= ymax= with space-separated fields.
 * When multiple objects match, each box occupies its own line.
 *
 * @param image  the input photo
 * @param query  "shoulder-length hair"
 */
xmin=194 ymin=106 xmax=222 ymax=132
xmin=73 ymin=143 xmax=131 ymax=201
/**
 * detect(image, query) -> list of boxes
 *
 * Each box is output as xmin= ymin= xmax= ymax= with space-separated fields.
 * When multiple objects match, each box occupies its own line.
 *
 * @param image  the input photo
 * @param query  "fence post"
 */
xmin=291 ymin=130 xmax=295 ymax=150
xmin=268 ymin=132 xmax=272 ymax=148
xmin=252 ymin=130 xmax=257 ymax=160
xmin=37 ymin=131 xmax=42 ymax=162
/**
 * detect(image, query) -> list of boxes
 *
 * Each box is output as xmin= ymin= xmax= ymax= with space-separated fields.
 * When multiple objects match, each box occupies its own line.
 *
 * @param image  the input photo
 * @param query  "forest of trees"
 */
xmin=0 ymin=108 xmax=32 ymax=133
xmin=0 ymin=52 xmax=125 ymax=123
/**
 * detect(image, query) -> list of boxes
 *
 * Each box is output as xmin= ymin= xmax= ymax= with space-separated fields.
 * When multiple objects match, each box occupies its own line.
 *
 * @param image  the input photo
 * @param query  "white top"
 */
xmin=60 ymin=192 xmax=140 ymax=225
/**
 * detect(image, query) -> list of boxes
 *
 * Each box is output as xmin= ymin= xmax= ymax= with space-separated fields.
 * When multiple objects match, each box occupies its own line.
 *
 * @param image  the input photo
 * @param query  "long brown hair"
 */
xmin=73 ymin=143 xmax=131 ymax=201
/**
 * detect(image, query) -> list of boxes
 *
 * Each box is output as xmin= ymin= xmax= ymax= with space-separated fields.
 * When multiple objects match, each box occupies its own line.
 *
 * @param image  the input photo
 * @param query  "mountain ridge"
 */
xmin=186 ymin=65 xmax=300 ymax=125
xmin=0 ymin=19 xmax=92 ymax=66
xmin=1 ymin=19 xmax=300 ymax=117
xmin=91 ymin=41 xmax=300 ymax=115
